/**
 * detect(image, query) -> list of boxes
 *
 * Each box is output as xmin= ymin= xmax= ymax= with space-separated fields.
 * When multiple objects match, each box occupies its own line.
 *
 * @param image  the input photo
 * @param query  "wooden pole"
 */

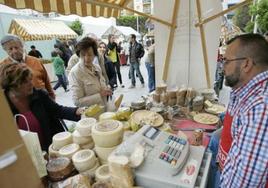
xmin=196 ymin=0 xmax=211 ymax=88
xmin=162 ymin=0 xmax=180 ymax=81
xmin=85 ymin=0 xmax=173 ymax=27
xmin=195 ymin=0 xmax=253 ymax=27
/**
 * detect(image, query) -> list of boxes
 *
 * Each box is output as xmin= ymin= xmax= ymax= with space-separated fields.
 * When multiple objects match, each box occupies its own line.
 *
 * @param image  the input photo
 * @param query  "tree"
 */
xmin=250 ymin=0 xmax=268 ymax=33
xmin=116 ymin=16 xmax=147 ymax=35
xmin=232 ymin=5 xmax=251 ymax=32
xmin=69 ymin=19 xmax=83 ymax=36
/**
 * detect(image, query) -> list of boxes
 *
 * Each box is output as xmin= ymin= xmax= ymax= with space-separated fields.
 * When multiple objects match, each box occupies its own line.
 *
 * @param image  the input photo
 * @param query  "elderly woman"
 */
xmin=69 ymin=37 xmax=112 ymax=107
xmin=0 ymin=63 xmax=83 ymax=151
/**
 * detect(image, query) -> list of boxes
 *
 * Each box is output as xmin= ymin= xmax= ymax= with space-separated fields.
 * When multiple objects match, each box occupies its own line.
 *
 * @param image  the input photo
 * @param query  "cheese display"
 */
xmin=72 ymin=149 xmax=97 ymax=172
xmin=58 ymin=143 xmax=80 ymax=159
xmin=108 ymin=155 xmax=134 ymax=188
xmin=92 ymin=120 xmax=124 ymax=148
xmin=129 ymin=110 xmax=164 ymax=131
xmin=46 ymin=157 xmax=74 ymax=182
xmin=199 ymin=88 xmax=215 ymax=100
xmin=52 ymin=132 xmax=73 ymax=150
xmin=193 ymin=113 xmax=219 ymax=125
xmin=99 ymin=112 xmax=117 ymax=121
xmin=95 ymin=145 xmax=118 ymax=164
xmin=114 ymin=94 xmax=124 ymax=109
xmin=76 ymin=118 xmax=97 ymax=136
xmin=176 ymin=87 xmax=187 ymax=106
xmin=72 ymin=130 xmax=93 ymax=145
xmin=131 ymin=100 xmax=146 ymax=110
xmin=155 ymin=84 xmax=167 ymax=94
xmin=95 ymin=164 xmax=111 ymax=182
xmin=48 ymin=144 xmax=59 ymax=158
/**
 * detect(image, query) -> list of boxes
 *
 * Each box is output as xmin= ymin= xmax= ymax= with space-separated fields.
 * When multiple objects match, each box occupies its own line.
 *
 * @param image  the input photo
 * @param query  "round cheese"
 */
xmin=72 ymin=149 xmax=96 ymax=173
xmin=99 ymin=112 xmax=117 ymax=121
xmin=58 ymin=143 xmax=80 ymax=159
xmin=80 ymin=159 xmax=100 ymax=177
xmin=52 ymin=132 xmax=72 ymax=150
xmin=46 ymin=157 xmax=74 ymax=182
xmin=72 ymin=130 xmax=93 ymax=145
xmin=95 ymin=164 xmax=110 ymax=182
xmin=95 ymin=145 xmax=118 ymax=163
xmin=92 ymin=181 xmax=113 ymax=188
xmin=92 ymin=120 xmax=124 ymax=147
xmin=80 ymin=142 xmax=95 ymax=150
xmin=48 ymin=144 xmax=59 ymax=158
xmin=76 ymin=118 xmax=97 ymax=136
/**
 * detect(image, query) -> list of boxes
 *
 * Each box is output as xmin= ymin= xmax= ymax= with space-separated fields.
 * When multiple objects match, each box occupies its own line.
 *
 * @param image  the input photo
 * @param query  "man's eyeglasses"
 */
xmin=222 ymin=57 xmax=247 ymax=65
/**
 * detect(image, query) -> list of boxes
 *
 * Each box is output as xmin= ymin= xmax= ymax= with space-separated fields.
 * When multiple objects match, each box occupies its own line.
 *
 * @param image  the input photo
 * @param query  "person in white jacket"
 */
xmin=68 ymin=37 xmax=112 ymax=107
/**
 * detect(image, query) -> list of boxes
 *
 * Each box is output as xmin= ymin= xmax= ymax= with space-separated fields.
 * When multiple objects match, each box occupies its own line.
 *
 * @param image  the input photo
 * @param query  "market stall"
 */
xmin=0 ymin=0 xmax=253 ymax=188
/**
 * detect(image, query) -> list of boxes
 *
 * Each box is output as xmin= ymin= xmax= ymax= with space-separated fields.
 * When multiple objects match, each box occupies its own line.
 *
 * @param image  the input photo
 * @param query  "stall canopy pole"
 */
xmin=196 ymin=0 xmax=211 ymax=88
xmin=195 ymin=0 xmax=253 ymax=27
xmin=162 ymin=0 xmax=180 ymax=81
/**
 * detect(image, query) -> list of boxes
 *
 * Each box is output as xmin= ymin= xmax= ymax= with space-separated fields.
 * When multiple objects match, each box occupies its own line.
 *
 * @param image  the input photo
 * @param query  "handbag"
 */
xmin=14 ymin=114 xmax=47 ymax=178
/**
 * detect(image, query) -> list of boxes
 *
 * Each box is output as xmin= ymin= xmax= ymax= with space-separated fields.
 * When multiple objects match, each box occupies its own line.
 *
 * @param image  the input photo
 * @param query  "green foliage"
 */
xmin=69 ymin=19 xmax=83 ymax=36
xmin=232 ymin=5 xmax=251 ymax=31
xmin=244 ymin=0 xmax=268 ymax=33
xmin=116 ymin=16 xmax=147 ymax=35
xmin=245 ymin=21 xmax=254 ymax=33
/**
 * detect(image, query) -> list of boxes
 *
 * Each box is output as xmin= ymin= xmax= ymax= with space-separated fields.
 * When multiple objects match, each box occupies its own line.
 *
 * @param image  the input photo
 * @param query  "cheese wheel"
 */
xmin=99 ymin=112 xmax=117 ymax=121
xmin=95 ymin=164 xmax=110 ymax=182
xmin=52 ymin=132 xmax=72 ymax=150
xmin=46 ymin=157 xmax=74 ymax=182
xmin=95 ymin=145 xmax=118 ymax=163
xmin=72 ymin=149 xmax=97 ymax=172
xmin=48 ymin=144 xmax=59 ymax=158
xmin=80 ymin=159 xmax=100 ymax=176
xmin=80 ymin=142 xmax=95 ymax=150
xmin=59 ymin=143 xmax=80 ymax=159
xmin=92 ymin=120 xmax=124 ymax=147
xmin=72 ymin=130 xmax=93 ymax=145
xmin=76 ymin=118 xmax=97 ymax=136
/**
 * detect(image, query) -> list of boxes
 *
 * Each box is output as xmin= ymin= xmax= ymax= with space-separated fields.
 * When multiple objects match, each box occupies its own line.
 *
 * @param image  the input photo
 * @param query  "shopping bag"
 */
xmin=15 ymin=114 xmax=47 ymax=178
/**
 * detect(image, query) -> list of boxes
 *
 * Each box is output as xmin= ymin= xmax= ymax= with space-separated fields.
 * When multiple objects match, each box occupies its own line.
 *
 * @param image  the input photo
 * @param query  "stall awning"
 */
xmin=8 ymin=19 xmax=78 ymax=41
xmin=0 ymin=0 xmax=126 ymax=18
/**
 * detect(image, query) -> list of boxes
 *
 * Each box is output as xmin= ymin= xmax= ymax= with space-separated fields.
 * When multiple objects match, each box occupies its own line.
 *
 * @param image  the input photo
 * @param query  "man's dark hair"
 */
xmin=30 ymin=45 xmax=35 ymax=49
xmin=227 ymin=33 xmax=268 ymax=67
xmin=75 ymin=37 xmax=98 ymax=57
xmin=130 ymin=34 xmax=136 ymax=40
xmin=108 ymin=34 xmax=114 ymax=41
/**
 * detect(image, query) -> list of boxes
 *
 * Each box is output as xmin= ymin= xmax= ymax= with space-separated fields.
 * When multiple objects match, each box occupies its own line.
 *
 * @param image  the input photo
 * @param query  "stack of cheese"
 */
xmin=92 ymin=120 xmax=124 ymax=164
xmin=49 ymin=132 xmax=73 ymax=158
xmin=108 ymin=155 xmax=134 ymax=188
xmin=74 ymin=118 xmax=97 ymax=150
xmin=72 ymin=149 xmax=100 ymax=179
xmin=94 ymin=164 xmax=111 ymax=184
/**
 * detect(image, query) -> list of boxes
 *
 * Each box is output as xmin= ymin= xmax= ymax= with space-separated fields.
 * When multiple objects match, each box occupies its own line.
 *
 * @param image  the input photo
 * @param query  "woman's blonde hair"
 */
xmin=0 ymin=63 xmax=32 ymax=91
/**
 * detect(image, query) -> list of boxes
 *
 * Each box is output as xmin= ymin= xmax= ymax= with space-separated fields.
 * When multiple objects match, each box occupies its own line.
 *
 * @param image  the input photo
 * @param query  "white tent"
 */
xmin=101 ymin=25 xmax=141 ymax=40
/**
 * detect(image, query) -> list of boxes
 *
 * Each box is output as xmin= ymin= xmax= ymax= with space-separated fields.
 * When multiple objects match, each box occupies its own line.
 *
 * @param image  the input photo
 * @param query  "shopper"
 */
xmin=28 ymin=45 xmax=43 ymax=58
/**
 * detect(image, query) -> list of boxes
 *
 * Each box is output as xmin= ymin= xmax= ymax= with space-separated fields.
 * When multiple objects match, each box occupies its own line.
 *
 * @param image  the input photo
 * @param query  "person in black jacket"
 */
xmin=28 ymin=45 xmax=43 ymax=58
xmin=107 ymin=34 xmax=124 ymax=88
xmin=0 ymin=63 xmax=84 ymax=151
xmin=128 ymin=34 xmax=145 ymax=88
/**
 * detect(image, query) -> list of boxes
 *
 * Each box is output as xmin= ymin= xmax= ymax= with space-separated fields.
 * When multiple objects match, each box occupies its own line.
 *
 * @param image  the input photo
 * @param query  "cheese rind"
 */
xmin=58 ymin=143 xmax=80 ymax=159
xmin=72 ymin=149 xmax=97 ymax=172
xmin=52 ymin=132 xmax=72 ymax=150
xmin=95 ymin=164 xmax=110 ymax=182
xmin=72 ymin=130 xmax=93 ymax=145
xmin=76 ymin=118 xmax=97 ymax=136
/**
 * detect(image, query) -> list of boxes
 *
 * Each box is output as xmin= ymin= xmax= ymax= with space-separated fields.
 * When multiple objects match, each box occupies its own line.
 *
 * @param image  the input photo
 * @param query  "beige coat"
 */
xmin=68 ymin=61 xmax=108 ymax=107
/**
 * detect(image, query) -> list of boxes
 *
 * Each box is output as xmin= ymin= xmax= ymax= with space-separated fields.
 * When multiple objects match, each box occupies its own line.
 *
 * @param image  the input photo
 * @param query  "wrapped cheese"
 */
xmin=51 ymin=174 xmax=91 ymax=188
xmin=176 ymin=87 xmax=187 ymax=106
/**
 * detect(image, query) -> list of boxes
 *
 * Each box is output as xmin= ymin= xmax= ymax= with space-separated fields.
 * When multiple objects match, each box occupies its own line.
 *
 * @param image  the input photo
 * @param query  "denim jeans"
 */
xmin=53 ymin=74 xmax=67 ymax=91
xmin=130 ymin=62 xmax=144 ymax=86
xmin=145 ymin=62 xmax=155 ymax=92
xmin=207 ymin=128 xmax=222 ymax=188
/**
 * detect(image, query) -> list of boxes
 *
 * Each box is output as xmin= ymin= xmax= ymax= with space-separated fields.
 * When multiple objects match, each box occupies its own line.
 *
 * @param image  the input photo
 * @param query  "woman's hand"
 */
xmin=100 ymin=88 xmax=113 ymax=97
xmin=76 ymin=107 xmax=85 ymax=116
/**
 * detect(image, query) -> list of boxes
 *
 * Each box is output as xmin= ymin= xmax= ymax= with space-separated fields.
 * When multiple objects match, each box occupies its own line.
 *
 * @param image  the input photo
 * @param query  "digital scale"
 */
xmin=113 ymin=125 xmax=212 ymax=188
